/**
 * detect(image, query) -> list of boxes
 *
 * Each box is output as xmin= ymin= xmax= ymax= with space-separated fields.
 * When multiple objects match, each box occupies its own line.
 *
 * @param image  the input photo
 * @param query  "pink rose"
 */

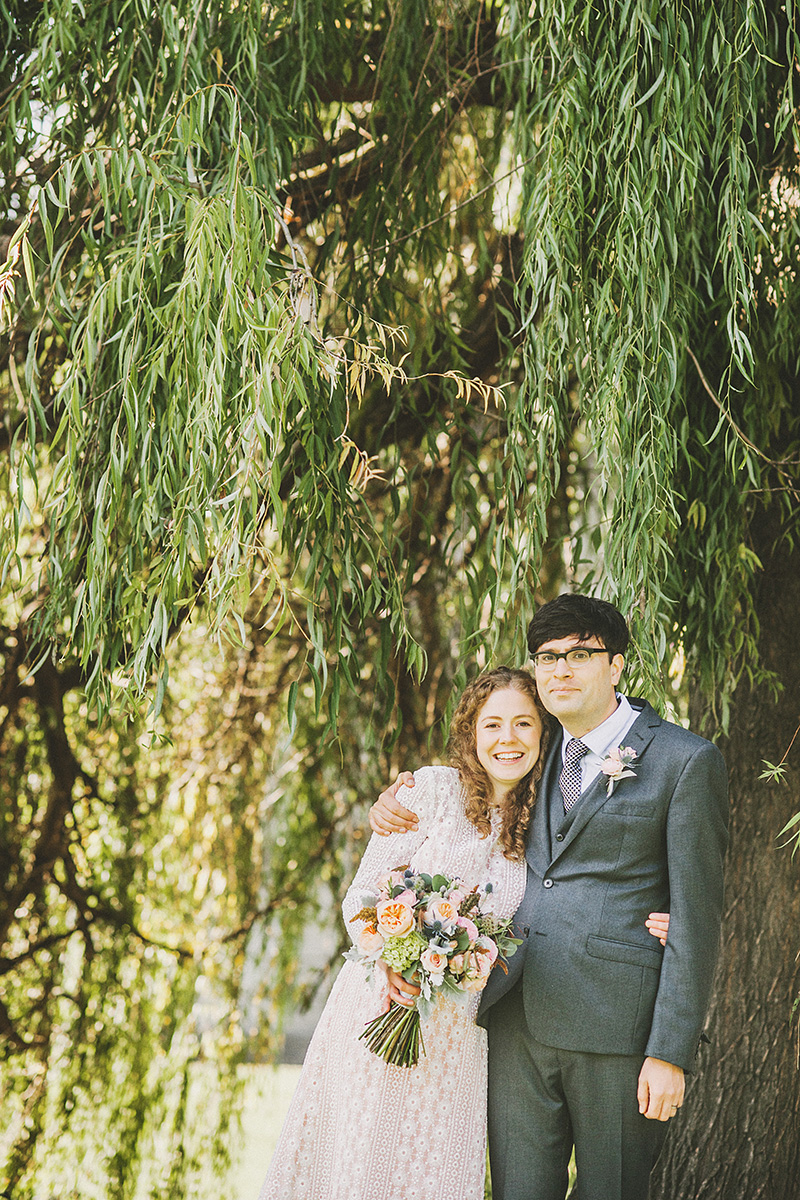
xmin=599 ymin=746 xmax=637 ymax=784
xmin=376 ymin=898 xmax=415 ymax=938
xmin=448 ymin=953 xmax=465 ymax=974
xmin=456 ymin=915 xmax=480 ymax=942
xmin=474 ymin=935 xmax=499 ymax=966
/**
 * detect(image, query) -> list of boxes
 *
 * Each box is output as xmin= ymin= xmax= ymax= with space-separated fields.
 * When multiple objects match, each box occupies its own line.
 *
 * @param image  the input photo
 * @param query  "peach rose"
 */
xmin=420 ymin=946 xmax=449 ymax=977
xmin=376 ymin=898 xmax=415 ymax=938
xmin=456 ymin=955 xmax=486 ymax=991
xmin=357 ymin=926 xmax=385 ymax=959
xmin=425 ymin=896 xmax=458 ymax=927
xmin=455 ymin=943 xmax=497 ymax=990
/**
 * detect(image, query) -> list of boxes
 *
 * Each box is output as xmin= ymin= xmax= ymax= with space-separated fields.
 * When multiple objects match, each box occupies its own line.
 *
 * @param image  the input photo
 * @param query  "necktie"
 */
xmin=560 ymin=738 xmax=588 ymax=811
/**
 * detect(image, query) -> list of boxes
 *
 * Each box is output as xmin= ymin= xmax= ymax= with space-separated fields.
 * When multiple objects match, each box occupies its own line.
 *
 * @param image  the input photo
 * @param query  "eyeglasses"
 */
xmin=531 ymin=648 xmax=614 ymax=670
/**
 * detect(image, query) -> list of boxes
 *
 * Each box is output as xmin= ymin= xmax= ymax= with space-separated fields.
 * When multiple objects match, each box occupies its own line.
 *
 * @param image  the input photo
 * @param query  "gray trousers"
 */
xmin=486 ymin=984 xmax=670 ymax=1200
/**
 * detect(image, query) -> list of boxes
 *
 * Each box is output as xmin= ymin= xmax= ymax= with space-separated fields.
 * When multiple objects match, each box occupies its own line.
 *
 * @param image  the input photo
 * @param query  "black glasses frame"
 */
xmin=531 ymin=647 xmax=615 ymax=669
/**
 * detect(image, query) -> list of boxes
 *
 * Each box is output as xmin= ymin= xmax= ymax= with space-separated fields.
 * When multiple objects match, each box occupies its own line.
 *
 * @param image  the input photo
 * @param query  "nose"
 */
xmin=552 ymin=655 xmax=573 ymax=677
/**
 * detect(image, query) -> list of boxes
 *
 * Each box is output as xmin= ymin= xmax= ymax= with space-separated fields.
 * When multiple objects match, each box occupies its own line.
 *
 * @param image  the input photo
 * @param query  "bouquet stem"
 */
xmin=359 ymin=1001 xmax=425 ymax=1067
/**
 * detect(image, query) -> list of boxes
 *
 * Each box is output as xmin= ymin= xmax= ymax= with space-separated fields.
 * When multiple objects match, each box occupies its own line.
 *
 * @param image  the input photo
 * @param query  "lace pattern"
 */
xmin=258 ymin=766 xmax=527 ymax=1200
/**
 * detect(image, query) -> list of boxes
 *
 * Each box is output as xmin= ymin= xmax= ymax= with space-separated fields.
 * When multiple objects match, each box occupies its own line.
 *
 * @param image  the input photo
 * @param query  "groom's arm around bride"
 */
xmin=371 ymin=593 xmax=728 ymax=1200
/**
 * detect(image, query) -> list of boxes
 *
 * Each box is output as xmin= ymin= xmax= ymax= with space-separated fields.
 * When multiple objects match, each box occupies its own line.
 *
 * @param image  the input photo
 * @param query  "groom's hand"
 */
xmin=369 ymin=773 xmax=419 ymax=835
xmin=637 ymin=1057 xmax=685 ymax=1121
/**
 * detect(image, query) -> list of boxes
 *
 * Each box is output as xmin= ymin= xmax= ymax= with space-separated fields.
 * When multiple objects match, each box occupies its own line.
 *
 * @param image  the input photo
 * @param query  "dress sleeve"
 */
xmin=341 ymin=768 xmax=440 ymax=934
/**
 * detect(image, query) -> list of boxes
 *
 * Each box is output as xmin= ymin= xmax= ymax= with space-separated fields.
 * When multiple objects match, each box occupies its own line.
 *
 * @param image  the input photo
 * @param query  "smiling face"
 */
xmin=475 ymin=687 xmax=543 ymax=804
xmin=533 ymin=635 xmax=624 ymax=736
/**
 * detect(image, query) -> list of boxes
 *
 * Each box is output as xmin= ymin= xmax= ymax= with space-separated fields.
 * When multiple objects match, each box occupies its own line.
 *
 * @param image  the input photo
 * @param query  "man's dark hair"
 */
xmin=526 ymin=593 xmax=630 ymax=657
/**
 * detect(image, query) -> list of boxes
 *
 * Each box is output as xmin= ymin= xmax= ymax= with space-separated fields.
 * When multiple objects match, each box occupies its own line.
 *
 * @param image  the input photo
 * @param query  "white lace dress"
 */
xmin=257 ymin=766 xmax=527 ymax=1200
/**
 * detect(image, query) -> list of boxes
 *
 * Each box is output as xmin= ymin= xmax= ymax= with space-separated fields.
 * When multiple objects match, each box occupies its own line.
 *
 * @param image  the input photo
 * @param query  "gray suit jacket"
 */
xmin=477 ymin=700 xmax=728 ymax=1072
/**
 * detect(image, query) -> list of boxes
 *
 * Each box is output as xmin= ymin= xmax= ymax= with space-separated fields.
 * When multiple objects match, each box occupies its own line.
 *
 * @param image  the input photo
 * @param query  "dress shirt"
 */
xmin=559 ymin=694 xmax=638 ymax=795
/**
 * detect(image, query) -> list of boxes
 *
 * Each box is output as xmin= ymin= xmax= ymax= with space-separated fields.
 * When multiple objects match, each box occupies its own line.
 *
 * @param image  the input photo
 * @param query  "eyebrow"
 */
xmin=479 ymin=712 xmax=537 ymax=722
xmin=535 ymin=640 xmax=603 ymax=650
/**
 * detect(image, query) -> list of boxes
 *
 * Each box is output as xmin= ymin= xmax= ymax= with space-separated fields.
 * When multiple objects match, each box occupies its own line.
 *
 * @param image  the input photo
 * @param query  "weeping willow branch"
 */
xmin=686 ymin=345 xmax=800 ymax=476
xmin=2 ymin=3 xmax=800 ymax=1197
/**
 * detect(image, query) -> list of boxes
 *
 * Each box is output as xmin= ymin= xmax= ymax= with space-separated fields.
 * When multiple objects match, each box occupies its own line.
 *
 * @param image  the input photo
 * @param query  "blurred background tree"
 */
xmin=1 ymin=1 xmax=798 ymax=1197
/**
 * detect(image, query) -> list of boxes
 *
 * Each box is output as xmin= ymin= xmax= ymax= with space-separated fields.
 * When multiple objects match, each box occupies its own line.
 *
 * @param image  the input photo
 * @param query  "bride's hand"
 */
xmin=385 ymin=966 xmax=420 ymax=1008
xmin=369 ymin=773 xmax=418 ymax=836
xmin=646 ymin=912 xmax=670 ymax=946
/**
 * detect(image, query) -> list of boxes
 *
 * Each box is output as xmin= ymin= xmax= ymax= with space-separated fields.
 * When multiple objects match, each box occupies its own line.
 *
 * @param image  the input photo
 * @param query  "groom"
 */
xmin=370 ymin=593 xmax=728 ymax=1200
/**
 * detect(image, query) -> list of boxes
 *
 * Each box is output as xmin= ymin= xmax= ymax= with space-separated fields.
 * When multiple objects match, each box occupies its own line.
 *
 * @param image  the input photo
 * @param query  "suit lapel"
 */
xmin=526 ymin=736 xmax=559 ymax=876
xmin=545 ymin=701 xmax=661 ymax=865
xmin=621 ymin=700 xmax=660 ymax=763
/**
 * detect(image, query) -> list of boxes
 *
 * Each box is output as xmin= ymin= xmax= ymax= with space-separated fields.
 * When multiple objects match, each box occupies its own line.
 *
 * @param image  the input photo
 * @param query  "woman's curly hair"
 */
xmin=446 ymin=666 xmax=553 ymax=862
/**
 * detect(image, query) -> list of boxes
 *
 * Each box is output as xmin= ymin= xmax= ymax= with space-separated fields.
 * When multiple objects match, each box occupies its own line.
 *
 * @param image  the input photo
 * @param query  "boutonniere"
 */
xmin=600 ymin=746 xmax=638 ymax=795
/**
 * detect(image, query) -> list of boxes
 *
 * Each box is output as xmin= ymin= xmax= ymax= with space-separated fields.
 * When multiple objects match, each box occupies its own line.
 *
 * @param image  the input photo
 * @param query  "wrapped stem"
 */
xmin=358 ymin=1002 xmax=425 ymax=1067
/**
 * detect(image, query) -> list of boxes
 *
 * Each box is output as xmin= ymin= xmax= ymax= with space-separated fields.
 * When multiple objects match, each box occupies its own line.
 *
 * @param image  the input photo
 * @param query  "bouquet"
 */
xmin=344 ymin=865 xmax=521 ymax=1067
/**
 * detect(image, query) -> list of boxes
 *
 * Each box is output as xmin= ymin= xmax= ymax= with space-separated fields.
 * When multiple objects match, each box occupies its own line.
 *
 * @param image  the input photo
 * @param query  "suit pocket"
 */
xmin=586 ymin=934 xmax=663 ymax=970
xmin=603 ymin=800 xmax=658 ymax=817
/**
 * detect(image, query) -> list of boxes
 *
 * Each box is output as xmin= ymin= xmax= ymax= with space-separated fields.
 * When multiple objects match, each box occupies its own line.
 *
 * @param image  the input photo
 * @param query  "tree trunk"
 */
xmin=651 ymin=512 xmax=800 ymax=1199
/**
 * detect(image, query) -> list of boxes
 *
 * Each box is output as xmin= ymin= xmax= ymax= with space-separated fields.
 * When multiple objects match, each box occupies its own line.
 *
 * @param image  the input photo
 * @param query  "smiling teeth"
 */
xmin=495 ymin=753 xmax=522 ymax=760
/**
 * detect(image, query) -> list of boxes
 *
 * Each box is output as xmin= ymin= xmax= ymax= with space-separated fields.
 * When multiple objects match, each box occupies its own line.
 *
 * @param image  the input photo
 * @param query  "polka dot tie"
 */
xmin=560 ymin=738 xmax=589 ymax=812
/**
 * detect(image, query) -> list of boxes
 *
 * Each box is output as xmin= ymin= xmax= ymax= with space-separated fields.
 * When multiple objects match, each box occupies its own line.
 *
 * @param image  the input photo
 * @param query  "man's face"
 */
xmin=532 ymin=635 xmax=624 ymax=737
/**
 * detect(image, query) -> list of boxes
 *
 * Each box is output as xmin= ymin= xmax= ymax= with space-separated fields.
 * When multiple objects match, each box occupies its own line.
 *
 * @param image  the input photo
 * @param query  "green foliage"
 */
xmin=5 ymin=85 xmax=428 ymax=721
xmin=764 ymin=722 xmax=800 ymax=850
xmin=507 ymin=0 xmax=800 ymax=709
xmin=2 ymin=0 xmax=800 ymax=1196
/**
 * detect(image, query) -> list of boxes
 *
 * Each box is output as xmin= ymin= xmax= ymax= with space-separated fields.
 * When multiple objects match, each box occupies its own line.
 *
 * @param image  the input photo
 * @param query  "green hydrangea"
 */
xmin=382 ymin=932 xmax=426 ymax=972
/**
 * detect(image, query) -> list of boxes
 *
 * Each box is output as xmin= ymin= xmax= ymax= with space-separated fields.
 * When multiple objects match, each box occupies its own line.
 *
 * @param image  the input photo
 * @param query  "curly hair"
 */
xmin=446 ymin=667 xmax=553 ymax=862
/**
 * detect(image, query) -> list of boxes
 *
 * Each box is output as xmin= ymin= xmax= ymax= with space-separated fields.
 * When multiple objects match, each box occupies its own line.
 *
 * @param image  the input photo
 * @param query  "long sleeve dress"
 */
xmin=257 ymin=766 xmax=527 ymax=1200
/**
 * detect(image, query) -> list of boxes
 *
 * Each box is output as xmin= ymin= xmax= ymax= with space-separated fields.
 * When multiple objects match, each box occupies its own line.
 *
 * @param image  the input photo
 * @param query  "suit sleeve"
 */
xmin=645 ymin=740 xmax=728 ymax=1070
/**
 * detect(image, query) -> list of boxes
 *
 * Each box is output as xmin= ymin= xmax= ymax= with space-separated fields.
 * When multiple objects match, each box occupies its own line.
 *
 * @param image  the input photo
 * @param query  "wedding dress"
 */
xmin=257 ymin=766 xmax=527 ymax=1200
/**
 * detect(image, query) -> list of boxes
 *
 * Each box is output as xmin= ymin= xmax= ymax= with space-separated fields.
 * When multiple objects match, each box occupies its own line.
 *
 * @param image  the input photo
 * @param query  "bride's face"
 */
xmin=475 ymin=687 xmax=542 ymax=803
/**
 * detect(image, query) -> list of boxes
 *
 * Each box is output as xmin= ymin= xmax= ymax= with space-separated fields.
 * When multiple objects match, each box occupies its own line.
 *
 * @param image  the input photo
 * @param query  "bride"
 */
xmin=258 ymin=667 xmax=668 ymax=1200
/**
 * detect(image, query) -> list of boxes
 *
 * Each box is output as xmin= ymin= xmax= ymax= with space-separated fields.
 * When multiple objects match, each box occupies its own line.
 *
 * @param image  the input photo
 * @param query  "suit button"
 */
xmin=543 ymin=879 xmax=554 ymax=889
xmin=555 ymin=833 xmax=564 ymax=842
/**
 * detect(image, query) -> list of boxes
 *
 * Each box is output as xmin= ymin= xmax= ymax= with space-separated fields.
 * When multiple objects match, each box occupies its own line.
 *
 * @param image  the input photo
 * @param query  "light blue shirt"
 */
xmin=559 ymin=694 xmax=639 ymax=794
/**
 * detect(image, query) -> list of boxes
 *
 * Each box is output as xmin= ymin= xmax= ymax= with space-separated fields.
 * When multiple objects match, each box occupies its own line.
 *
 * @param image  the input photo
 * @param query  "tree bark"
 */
xmin=651 ymin=509 xmax=800 ymax=1200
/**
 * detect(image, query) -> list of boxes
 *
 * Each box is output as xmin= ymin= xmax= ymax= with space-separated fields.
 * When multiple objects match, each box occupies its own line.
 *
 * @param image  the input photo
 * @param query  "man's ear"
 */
xmin=610 ymin=654 xmax=625 ymax=686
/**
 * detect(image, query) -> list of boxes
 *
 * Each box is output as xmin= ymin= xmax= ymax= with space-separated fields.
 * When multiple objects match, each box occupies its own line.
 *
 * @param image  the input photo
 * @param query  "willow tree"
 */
xmin=1 ymin=1 xmax=799 ymax=1198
